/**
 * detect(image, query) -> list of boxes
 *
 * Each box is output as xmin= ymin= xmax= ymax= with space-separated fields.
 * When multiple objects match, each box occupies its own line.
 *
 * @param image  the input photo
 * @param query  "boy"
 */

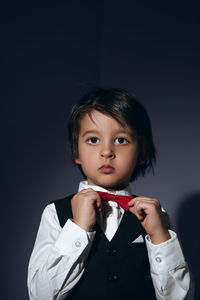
xmin=28 ymin=88 xmax=193 ymax=299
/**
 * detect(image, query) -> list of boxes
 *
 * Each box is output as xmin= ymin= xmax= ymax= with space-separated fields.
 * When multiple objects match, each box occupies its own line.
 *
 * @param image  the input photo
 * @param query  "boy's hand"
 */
xmin=71 ymin=188 xmax=102 ymax=232
xmin=128 ymin=197 xmax=170 ymax=244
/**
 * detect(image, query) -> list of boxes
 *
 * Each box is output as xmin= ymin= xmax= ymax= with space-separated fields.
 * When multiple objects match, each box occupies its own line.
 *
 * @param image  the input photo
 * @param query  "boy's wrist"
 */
xmin=149 ymin=229 xmax=171 ymax=245
xmin=72 ymin=219 xmax=94 ymax=233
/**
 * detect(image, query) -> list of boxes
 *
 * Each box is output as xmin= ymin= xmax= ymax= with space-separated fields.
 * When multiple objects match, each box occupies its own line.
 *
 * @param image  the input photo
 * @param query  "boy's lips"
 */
xmin=99 ymin=165 xmax=114 ymax=173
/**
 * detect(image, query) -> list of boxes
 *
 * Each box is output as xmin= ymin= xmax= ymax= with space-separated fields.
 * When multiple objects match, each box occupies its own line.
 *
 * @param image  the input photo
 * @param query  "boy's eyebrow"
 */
xmin=115 ymin=130 xmax=136 ymax=139
xmin=81 ymin=129 xmax=134 ymax=137
xmin=81 ymin=130 xmax=100 ymax=137
xmin=113 ymin=129 xmax=133 ymax=136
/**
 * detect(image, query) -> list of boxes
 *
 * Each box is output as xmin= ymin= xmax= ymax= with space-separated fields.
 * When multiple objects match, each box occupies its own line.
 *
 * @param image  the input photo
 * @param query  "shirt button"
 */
xmin=107 ymin=248 xmax=118 ymax=256
xmin=113 ymin=274 xmax=118 ymax=281
xmin=75 ymin=240 xmax=82 ymax=248
xmin=155 ymin=257 xmax=162 ymax=263
xmin=111 ymin=249 xmax=117 ymax=255
xmin=107 ymin=274 xmax=119 ymax=281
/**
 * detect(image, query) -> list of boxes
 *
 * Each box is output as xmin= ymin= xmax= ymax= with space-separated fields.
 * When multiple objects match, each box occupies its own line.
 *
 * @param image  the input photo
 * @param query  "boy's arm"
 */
xmin=146 ymin=229 xmax=194 ymax=300
xmin=128 ymin=197 xmax=194 ymax=300
xmin=27 ymin=203 xmax=95 ymax=300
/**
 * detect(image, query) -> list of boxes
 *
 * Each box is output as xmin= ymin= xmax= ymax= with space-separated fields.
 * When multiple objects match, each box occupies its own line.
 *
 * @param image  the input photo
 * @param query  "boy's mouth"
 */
xmin=99 ymin=165 xmax=114 ymax=174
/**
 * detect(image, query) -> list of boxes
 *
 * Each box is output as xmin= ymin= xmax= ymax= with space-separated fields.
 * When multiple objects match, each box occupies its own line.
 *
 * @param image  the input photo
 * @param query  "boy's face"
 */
xmin=75 ymin=110 xmax=139 ymax=190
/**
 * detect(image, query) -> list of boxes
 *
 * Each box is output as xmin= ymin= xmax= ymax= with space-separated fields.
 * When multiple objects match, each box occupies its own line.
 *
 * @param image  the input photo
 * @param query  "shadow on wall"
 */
xmin=177 ymin=193 xmax=200 ymax=300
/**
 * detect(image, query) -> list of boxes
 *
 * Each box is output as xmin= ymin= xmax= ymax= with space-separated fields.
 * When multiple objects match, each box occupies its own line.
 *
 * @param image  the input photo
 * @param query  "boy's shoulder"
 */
xmin=51 ymin=194 xmax=75 ymax=205
xmin=51 ymin=194 xmax=75 ymax=227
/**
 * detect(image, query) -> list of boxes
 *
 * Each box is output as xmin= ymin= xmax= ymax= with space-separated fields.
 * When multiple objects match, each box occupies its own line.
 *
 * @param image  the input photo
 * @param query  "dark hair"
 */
xmin=67 ymin=88 xmax=156 ymax=181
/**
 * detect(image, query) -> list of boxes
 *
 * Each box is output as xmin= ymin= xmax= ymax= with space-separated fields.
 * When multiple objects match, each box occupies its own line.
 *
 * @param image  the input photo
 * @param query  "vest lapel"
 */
xmin=110 ymin=210 xmax=146 ymax=245
xmin=93 ymin=209 xmax=146 ymax=247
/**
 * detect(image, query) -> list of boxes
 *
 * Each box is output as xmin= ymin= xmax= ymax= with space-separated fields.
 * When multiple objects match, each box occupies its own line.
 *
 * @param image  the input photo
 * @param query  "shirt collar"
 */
xmin=78 ymin=180 xmax=132 ymax=197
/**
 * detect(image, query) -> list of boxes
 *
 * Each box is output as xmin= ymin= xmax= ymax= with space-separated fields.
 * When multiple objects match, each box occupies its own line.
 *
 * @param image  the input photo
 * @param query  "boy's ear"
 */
xmin=137 ymin=150 xmax=147 ymax=165
xmin=137 ymin=153 xmax=147 ymax=165
xmin=137 ymin=159 xmax=146 ymax=165
xmin=75 ymin=157 xmax=81 ymax=165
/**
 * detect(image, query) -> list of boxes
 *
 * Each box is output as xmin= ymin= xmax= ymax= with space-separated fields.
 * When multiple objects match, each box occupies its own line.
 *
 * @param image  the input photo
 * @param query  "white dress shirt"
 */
xmin=27 ymin=181 xmax=194 ymax=300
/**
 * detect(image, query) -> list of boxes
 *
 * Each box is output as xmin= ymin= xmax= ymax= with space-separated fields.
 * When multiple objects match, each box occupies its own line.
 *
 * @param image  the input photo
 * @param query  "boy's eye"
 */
xmin=115 ymin=137 xmax=129 ymax=144
xmin=87 ymin=137 xmax=100 ymax=144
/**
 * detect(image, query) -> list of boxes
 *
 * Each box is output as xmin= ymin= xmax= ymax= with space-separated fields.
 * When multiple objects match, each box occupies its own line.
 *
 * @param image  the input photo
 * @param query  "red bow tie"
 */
xmin=96 ymin=191 xmax=134 ymax=211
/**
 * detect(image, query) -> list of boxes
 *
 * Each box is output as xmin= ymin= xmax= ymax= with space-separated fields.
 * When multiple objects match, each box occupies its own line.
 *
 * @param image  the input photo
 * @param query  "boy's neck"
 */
xmin=86 ymin=181 xmax=130 ymax=192
xmin=104 ymin=184 xmax=129 ymax=192
xmin=78 ymin=181 xmax=132 ymax=196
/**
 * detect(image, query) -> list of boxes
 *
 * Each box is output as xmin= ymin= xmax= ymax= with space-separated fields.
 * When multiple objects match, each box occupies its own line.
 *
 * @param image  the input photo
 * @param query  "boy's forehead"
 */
xmin=80 ymin=110 xmax=123 ymax=126
xmin=79 ymin=110 xmax=135 ymax=135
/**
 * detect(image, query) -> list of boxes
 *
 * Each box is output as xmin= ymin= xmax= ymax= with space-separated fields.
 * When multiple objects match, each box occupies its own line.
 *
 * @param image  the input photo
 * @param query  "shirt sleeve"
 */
xmin=27 ymin=203 xmax=96 ymax=300
xmin=145 ymin=230 xmax=194 ymax=300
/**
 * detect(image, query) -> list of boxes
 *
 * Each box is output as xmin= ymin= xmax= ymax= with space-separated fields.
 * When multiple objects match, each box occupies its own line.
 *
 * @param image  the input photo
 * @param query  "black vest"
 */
xmin=52 ymin=195 xmax=156 ymax=300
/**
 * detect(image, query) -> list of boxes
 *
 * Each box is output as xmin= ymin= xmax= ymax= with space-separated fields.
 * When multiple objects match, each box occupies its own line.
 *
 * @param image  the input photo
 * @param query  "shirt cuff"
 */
xmin=54 ymin=219 xmax=96 ymax=256
xmin=145 ymin=230 xmax=186 ymax=274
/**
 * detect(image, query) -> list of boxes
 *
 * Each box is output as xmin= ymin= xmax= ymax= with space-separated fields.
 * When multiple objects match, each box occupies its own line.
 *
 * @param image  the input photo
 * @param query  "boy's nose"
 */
xmin=100 ymin=146 xmax=115 ymax=159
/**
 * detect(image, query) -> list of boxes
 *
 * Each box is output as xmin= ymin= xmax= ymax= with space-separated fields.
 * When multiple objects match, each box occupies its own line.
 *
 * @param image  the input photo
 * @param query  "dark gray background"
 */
xmin=1 ymin=1 xmax=200 ymax=299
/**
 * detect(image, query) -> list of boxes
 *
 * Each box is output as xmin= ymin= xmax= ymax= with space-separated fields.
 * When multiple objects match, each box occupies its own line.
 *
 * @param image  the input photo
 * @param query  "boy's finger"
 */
xmin=128 ymin=196 xmax=158 ymax=207
xmin=79 ymin=188 xmax=96 ymax=194
xmin=129 ymin=205 xmax=145 ymax=221
xmin=96 ymin=198 xmax=102 ymax=208
xmin=128 ymin=197 xmax=143 ymax=207
xmin=129 ymin=199 xmax=157 ymax=219
xmin=128 ymin=196 xmax=147 ymax=206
